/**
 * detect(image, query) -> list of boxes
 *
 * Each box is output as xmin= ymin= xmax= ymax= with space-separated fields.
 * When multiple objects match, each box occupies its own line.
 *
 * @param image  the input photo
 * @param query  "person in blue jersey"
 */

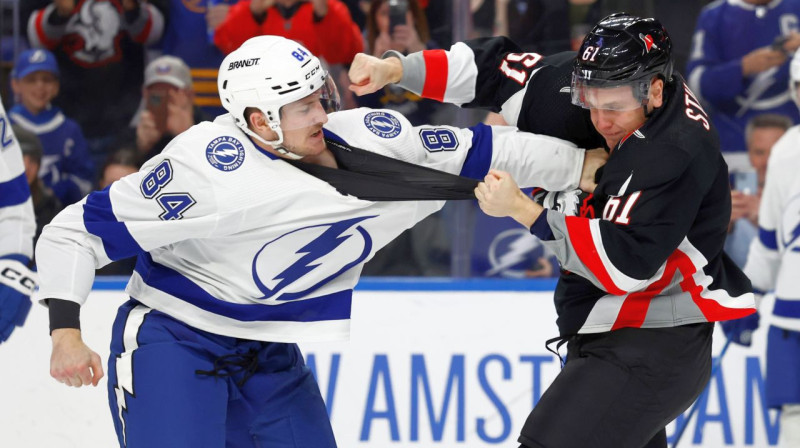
xmin=37 ymin=35 xmax=606 ymax=447
xmin=9 ymin=48 xmax=94 ymax=205
xmin=686 ymin=0 xmax=800 ymax=159
xmin=0 ymin=96 xmax=37 ymax=345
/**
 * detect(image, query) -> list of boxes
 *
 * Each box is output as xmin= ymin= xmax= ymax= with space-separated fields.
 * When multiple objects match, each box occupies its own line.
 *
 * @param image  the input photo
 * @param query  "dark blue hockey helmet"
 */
xmin=571 ymin=13 xmax=674 ymax=110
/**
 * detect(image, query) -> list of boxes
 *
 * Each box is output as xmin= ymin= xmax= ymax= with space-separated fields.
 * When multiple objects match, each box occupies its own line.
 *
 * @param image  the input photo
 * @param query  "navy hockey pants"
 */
xmin=518 ymin=323 xmax=714 ymax=448
xmin=106 ymin=299 xmax=336 ymax=448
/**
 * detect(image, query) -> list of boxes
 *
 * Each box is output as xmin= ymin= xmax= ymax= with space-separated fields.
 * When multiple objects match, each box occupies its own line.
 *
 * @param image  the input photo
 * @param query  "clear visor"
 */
xmin=278 ymin=76 xmax=341 ymax=131
xmin=570 ymin=76 xmax=650 ymax=111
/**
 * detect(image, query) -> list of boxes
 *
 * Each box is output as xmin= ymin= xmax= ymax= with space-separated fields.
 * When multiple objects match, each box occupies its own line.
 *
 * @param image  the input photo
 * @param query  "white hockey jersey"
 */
xmin=34 ymin=108 xmax=584 ymax=342
xmin=744 ymin=125 xmax=800 ymax=332
xmin=0 ymin=99 xmax=35 ymax=262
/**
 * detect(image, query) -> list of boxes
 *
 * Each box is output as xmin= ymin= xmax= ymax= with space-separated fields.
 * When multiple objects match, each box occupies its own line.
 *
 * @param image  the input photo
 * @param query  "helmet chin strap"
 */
xmin=242 ymin=123 xmax=305 ymax=160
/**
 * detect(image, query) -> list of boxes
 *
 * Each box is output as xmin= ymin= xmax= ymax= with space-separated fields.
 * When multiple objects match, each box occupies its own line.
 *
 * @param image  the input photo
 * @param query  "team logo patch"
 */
xmin=364 ymin=111 xmax=402 ymax=138
xmin=206 ymin=136 xmax=245 ymax=171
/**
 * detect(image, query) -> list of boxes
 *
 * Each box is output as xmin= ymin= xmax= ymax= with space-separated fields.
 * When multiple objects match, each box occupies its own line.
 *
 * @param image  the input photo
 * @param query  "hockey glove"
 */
xmin=0 ymin=259 xmax=37 ymax=343
xmin=719 ymin=311 xmax=760 ymax=346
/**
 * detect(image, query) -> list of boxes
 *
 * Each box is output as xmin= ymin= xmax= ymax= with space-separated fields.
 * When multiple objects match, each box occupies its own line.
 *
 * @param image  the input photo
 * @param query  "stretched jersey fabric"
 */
xmin=0 ymin=101 xmax=36 ymax=262
xmin=744 ymin=125 xmax=800 ymax=332
xmin=393 ymin=39 xmax=756 ymax=336
xmin=34 ymin=108 xmax=584 ymax=342
xmin=532 ymin=77 xmax=755 ymax=335
xmin=9 ymin=104 xmax=93 ymax=205
xmin=390 ymin=37 xmax=606 ymax=150
xmin=686 ymin=0 xmax=800 ymax=153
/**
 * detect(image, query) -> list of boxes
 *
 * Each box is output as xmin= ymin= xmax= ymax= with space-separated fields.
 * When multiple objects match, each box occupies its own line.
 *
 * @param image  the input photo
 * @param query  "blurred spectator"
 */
xmin=95 ymin=148 xmax=139 ymax=276
xmin=161 ymin=0 xmax=241 ymax=117
xmin=686 ymin=0 xmax=800 ymax=159
xmin=213 ymin=0 xmax=363 ymax=65
xmin=26 ymin=0 xmax=165 ymax=169
xmin=129 ymin=55 xmax=208 ymax=163
xmin=97 ymin=148 xmax=139 ymax=189
xmin=354 ymin=0 xmax=442 ymax=125
xmin=12 ymin=124 xmax=63 ymax=245
xmin=9 ymin=49 xmax=93 ymax=206
xmin=725 ymin=113 xmax=791 ymax=267
xmin=471 ymin=0 xmax=571 ymax=54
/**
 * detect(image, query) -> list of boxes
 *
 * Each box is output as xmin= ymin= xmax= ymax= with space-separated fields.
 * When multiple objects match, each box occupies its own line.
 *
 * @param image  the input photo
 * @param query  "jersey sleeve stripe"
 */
xmin=759 ymin=227 xmax=778 ymax=250
xmin=135 ymin=254 xmax=353 ymax=322
xmin=421 ymin=50 xmax=448 ymax=102
xmin=564 ymin=216 xmax=626 ymax=296
xmin=773 ymin=298 xmax=800 ymax=319
xmin=458 ymin=124 xmax=493 ymax=179
xmin=0 ymin=173 xmax=32 ymax=207
xmin=82 ymin=189 xmax=143 ymax=261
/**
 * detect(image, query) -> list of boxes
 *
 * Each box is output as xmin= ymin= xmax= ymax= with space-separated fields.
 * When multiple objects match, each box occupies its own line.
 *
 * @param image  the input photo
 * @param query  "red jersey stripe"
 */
xmin=421 ymin=50 xmax=448 ymax=102
xmin=34 ymin=10 xmax=59 ymax=49
xmin=673 ymin=249 xmax=756 ymax=321
xmin=565 ymin=217 xmax=626 ymax=296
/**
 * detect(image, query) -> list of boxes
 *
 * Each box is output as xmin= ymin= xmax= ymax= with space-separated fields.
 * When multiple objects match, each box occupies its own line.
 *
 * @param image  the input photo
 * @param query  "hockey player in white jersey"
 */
xmin=0 ymin=96 xmax=36 ymax=344
xmin=36 ymin=36 xmax=604 ymax=447
xmin=733 ymin=48 xmax=800 ymax=448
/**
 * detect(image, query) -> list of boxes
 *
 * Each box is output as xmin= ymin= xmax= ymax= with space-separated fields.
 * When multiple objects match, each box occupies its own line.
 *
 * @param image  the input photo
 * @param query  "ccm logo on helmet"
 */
xmin=305 ymin=65 xmax=321 ymax=80
xmin=228 ymin=58 xmax=261 ymax=70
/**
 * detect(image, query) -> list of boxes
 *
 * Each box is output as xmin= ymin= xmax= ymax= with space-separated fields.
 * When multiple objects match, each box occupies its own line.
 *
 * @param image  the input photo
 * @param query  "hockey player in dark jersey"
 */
xmin=351 ymin=13 xmax=757 ymax=448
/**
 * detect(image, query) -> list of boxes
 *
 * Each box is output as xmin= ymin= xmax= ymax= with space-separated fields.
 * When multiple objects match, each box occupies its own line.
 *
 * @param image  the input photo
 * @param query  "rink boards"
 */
xmin=0 ymin=278 xmax=780 ymax=447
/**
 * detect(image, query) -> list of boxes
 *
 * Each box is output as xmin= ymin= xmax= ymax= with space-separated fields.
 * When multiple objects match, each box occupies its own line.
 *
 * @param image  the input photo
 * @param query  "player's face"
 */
xmin=279 ymin=91 xmax=330 ymax=156
xmin=11 ymin=71 xmax=59 ymax=113
xmin=586 ymin=80 xmax=663 ymax=149
xmin=588 ymin=86 xmax=647 ymax=149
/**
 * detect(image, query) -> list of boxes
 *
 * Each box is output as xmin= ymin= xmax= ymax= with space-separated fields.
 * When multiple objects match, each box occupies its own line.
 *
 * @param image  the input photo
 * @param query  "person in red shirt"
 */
xmin=214 ymin=0 xmax=363 ymax=65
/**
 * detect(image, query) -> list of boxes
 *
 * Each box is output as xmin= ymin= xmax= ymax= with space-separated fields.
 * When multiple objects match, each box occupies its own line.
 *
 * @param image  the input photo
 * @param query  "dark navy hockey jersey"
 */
xmin=396 ymin=37 xmax=756 ymax=335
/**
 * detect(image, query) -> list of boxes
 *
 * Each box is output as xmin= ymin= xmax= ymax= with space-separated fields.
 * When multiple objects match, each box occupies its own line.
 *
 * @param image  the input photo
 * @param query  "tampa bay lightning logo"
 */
xmin=252 ymin=216 xmax=376 ymax=301
xmin=364 ymin=111 xmax=401 ymax=138
xmin=206 ymin=136 xmax=245 ymax=171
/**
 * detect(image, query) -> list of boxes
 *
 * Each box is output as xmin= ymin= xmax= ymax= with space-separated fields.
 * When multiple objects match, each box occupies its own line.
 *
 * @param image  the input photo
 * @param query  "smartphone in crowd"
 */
xmin=733 ymin=170 xmax=758 ymax=195
xmin=146 ymin=90 xmax=168 ymax=133
xmin=389 ymin=0 xmax=408 ymax=32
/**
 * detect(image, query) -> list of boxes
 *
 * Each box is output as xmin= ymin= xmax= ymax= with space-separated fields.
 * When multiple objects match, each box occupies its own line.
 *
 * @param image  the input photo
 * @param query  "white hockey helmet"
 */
xmin=218 ymin=36 xmax=340 ymax=156
xmin=790 ymin=47 xmax=800 ymax=108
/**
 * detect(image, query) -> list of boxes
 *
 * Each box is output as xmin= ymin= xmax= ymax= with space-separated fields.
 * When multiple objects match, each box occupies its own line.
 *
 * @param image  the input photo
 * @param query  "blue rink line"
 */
xmin=91 ymin=276 xmax=558 ymax=291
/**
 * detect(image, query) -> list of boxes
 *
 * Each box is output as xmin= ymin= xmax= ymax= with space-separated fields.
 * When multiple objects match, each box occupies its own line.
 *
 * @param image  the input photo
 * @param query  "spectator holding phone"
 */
xmin=354 ymin=0 xmax=439 ymax=126
xmin=725 ymin=113 xmax=792 ymax=268
xmin=9 ymin=49 xmax=93 ymax=206
xmin=687 ymin=0 xmax=800 ymax=159
xmin=133 ymin=56 xmax=208 ymax=163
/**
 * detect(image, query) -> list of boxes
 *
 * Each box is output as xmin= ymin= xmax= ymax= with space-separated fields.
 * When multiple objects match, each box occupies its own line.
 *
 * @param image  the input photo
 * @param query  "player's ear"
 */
xmin=650 ymin=78 xmax=664 ymax=109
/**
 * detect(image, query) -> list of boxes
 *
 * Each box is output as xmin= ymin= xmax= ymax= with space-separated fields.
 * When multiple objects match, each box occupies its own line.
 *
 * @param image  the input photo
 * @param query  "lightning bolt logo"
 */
xmin=486 ymin=229 xmax=542 ymax=277
xmin=364 ymin=111 xmax=402 ymax=138
xmin=113 ymin=305 xmax=152 ymax=446
xmin=253 ymin=216 xmax=376 ymax=301
xmin=206 ymin=136 xmax=245 ymax=171
xmin=211 ymin=146 xmax=240 ymax=158
xmin=371 ymin=118 xmax=395 ymax=131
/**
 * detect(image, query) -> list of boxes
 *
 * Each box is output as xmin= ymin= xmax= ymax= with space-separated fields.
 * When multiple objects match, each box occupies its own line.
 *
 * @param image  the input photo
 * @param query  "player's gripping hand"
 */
xmin=476 ymin=170 xmax=542 ymax=228
xmin=51 ymin=328 xmax=104 ymax=387
xmin=0 ymin=259 xmax=36 ymax=343
xmin=348 ymin=53 xmax=403 ymax=96
xmin=719 ymin=311 xmax=760 ymax=346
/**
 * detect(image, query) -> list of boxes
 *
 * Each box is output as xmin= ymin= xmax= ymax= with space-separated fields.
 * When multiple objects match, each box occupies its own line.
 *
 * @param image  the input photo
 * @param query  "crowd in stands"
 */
xmin=2 ymin=0 xmax=799 ymax=279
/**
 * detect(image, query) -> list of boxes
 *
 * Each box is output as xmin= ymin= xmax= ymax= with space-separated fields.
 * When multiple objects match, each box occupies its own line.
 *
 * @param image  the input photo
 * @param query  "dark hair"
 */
xmin=745 ymin=113 xmax=793 ymax=143
xmin=102 ymin=148 xmax=139 ymax=172
xmin=366 ymin=0 xmax=430 ymax=55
